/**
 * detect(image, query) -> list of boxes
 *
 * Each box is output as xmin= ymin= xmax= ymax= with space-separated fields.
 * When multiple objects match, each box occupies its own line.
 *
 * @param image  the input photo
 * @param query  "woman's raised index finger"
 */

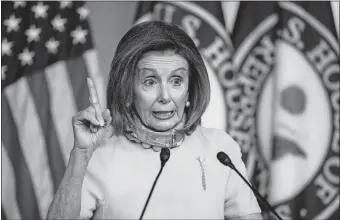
xmin=87 ymin=78 xmax=100 ymax=106
xmin=87 ymin=78 xmax=104 ymax=126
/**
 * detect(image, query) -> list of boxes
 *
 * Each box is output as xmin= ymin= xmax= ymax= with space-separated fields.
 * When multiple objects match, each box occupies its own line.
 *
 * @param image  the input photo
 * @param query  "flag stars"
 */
xmin=13 ymin=1 xmax=26 ymax=8
xmin=18 ymin=48 xmax=35 ymax=66
xmin=77 ymin=6 xmax=90 ymax=20
xmin=25 ymin=25 xmax=42 ymax=42
xmin=71 ymin=26 xmax=88 ymax=44
xmin=3 ymin=14 xmax=21 ymax=32
xmin=2 ymin=66 xmax=7 ymax=80
xmin=2 ymin=39 xmax=13 ymax=56
xmin=31 ymin=2 xmax=49 ymax=19
xmin=51 ymin=15 xmax=67 ymax=32
xmin=46 ymin=38 xmax=60 ymax=54
xmin=60 ymin=1 xmax=72 ymax=9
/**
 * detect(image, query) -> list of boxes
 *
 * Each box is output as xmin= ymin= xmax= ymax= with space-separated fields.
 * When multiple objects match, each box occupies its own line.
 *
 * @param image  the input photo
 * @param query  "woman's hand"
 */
xmin=72 ymin=78 xmax=113 ymax=156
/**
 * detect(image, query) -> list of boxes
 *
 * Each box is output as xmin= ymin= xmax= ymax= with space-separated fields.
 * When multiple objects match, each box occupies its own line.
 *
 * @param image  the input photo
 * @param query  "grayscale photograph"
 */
xmin=1 ymin=1 xmax=339 ymax=220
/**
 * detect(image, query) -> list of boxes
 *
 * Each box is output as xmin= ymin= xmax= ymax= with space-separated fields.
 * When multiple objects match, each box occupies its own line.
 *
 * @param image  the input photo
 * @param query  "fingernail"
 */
xmin=100 ymin=117 xmax=105 ymax=126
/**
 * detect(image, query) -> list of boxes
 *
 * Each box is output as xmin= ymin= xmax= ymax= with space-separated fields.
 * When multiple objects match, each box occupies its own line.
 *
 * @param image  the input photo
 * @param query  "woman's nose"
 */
xmin=158 ymin=84 xmax=170 ymax=104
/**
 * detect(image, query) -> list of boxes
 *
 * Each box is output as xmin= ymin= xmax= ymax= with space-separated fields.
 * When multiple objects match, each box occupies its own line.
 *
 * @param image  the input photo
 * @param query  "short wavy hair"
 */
xmin=107 ymin=20 xmax=210 ymax=135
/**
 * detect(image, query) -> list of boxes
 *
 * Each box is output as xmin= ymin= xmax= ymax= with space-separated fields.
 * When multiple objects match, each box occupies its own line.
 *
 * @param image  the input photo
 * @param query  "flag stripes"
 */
xmin=5 ymin=78 xmax=55 ymax=218
xmin=26 ymin=69 xmax=66 ymax=192
xmin=1 ymin=143 xmax=22 ymax=220
xmin=1 ymin=94 xmax=41 ymax=220
xmin=1 ymin=56 xmax=100 ymax=218
xmin=1 ymin=2 xmax=104 ymax=219
xmin=44 ymin=61 xmax=78 ymax=164
xmin=2 ymin=55 xmax=103 ymax=219
xmin=66 ymin=56 xmax=91 ymax=111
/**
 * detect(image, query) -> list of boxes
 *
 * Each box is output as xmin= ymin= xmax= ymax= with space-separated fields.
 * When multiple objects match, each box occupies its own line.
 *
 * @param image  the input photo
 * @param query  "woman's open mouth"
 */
xmin=152 ymin=111 xmax=175 ymax=120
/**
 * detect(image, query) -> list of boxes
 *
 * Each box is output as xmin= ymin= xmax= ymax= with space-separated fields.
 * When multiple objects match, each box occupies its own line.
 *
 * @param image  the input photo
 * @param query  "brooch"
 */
xmin=197 ymin=156 xmax=208 ymax=191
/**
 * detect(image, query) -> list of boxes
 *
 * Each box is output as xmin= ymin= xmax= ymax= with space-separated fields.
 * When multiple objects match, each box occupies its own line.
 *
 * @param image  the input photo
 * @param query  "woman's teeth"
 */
xmin=152 ymin=111 xmax=174 ymax=119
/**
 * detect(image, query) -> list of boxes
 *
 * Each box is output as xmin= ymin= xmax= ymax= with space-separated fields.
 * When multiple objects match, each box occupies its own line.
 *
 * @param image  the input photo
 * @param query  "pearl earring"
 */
xmin=185 ymin=101 xmax=190 ymax=107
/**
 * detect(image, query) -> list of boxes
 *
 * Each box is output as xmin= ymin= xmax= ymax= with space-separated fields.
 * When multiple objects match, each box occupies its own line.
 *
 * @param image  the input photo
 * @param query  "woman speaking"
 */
xmin=47 ymin=21 xmax=263 ymax=220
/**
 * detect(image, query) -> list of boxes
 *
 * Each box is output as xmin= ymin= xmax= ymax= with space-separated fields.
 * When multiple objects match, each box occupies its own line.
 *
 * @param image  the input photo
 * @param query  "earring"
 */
xmin=126 ymin=102 xmax=131 ymax=108
xmin=185 ymin=101 xmax=190 ymax=107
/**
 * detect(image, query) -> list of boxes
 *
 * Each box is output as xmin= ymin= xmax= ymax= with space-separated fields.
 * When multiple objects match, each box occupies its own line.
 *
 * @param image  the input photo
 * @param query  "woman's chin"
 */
xmin=147 ymin=121 xmax=178 ymax=132
xmin=149 ymin=125 xmax=175 ymax=132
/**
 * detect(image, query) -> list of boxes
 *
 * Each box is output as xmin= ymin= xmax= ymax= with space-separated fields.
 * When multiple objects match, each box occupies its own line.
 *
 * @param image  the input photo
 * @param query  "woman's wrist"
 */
xmin=68 ymin=147 xmax=93 ymax=176
xmin=72 ymin=146 xmax=93 ymax=160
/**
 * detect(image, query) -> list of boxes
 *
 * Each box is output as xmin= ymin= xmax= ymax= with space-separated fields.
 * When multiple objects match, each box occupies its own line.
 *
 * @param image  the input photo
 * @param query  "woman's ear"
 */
xmin=185 ymin=93 xmax=190 ymax=107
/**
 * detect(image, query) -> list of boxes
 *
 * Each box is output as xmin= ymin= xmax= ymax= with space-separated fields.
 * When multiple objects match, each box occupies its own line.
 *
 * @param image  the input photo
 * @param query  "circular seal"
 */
xmin=232 ymin=2 xmax=339 ymax=219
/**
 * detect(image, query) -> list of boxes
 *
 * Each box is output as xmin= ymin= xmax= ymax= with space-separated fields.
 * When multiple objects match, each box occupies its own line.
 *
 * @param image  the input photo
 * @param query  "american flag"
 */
xmin=1 ymin=1 xmax=105 ymax=219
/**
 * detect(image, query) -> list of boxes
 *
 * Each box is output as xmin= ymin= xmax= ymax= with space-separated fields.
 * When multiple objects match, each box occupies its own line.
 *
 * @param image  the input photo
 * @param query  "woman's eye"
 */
xmin=172 ymin=78 xmax=183 ymax=86
xmin=144 ymin=79 xmax=156 ymax=86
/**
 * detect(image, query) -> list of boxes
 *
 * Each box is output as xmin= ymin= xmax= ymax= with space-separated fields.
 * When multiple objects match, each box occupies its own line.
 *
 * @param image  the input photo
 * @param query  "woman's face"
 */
xmin=133 ymin=50 xmax=189 ymax=131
